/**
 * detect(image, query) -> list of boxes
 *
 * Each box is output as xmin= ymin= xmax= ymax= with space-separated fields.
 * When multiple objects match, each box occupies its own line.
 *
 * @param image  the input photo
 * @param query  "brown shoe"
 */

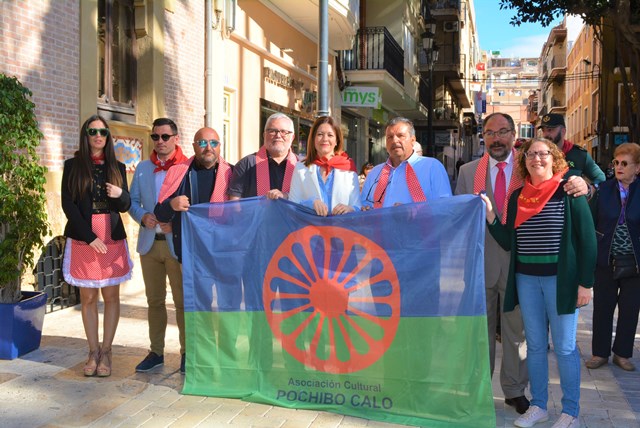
xmin=585 ymin=356 xmax=608 ymax=369
xmin=97 ymin=348 xmax=112 ymax=377
xmin=613 ymin=354 xmax=635 ymax=371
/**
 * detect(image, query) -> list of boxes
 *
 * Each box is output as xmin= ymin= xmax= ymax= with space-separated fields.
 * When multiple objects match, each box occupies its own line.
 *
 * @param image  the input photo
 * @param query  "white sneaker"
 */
xmin=551 ymin=413 xmax=579 ymax=428
xmin=514 ymin=405 xmax=549 ymax=427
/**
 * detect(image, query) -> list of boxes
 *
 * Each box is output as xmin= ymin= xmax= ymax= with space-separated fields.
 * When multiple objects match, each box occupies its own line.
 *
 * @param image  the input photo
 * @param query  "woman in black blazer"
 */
xmin=61 ymin=114 xmax=132 ymax=377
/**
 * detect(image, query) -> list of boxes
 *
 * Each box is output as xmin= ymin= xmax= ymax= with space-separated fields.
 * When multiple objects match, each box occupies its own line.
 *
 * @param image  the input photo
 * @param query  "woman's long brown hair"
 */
xmin=68 ymin=114 xmax=123 ymax=201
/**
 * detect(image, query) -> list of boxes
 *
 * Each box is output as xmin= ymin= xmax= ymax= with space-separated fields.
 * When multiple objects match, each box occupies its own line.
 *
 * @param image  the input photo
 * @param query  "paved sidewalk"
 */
xmin=0 ymin=271 xmax=638 ymax=427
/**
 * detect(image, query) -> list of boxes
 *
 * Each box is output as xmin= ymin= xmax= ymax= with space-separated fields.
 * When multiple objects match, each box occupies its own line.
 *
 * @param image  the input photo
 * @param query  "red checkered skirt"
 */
xmin=63 ymin=213 xmax=133 ymax=288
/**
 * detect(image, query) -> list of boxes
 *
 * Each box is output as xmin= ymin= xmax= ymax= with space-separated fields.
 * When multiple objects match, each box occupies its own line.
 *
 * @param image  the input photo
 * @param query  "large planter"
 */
xmin=0 ymin=290 xmax=47 ymax=359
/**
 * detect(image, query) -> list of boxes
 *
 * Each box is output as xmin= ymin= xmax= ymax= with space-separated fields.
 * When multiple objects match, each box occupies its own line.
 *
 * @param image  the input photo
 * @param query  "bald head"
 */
xmin=192 ymin=127 xmax=221 ymax=169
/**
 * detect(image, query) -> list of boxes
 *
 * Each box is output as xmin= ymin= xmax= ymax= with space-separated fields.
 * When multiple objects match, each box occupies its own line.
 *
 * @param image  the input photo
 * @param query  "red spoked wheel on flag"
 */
xmin=263 ymin=226 xmax=400 ymax=374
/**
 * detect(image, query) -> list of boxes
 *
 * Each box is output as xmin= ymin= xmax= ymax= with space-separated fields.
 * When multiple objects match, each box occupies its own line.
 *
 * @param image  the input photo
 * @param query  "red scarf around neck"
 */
xmin=514 ymin=169 xmax=567 ymax=228
xmin=312 ymin=152 xmax=356 ymax=173
xmin=255 ymin=145 xmax=297 ymax=196
xmin=373 ymin=160 xmax=426 ymax=208
xmin=151 ymin=145 xmax=188 ymax=173
xmin=472 ymin=150 xmax=523 ymax=224
xmin=91 ymin=152 xmax=105 ymax=165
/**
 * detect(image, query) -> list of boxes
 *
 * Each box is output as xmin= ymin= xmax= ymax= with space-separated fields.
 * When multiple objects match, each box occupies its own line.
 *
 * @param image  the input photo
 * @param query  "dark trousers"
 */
xmin=592 ymin=264 xmax=640 ymax=358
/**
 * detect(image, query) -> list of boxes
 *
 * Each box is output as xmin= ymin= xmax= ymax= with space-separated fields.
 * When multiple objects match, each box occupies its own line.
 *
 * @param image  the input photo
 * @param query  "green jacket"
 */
xmin=487 ymin=187 xmax=597 ymax=315
xmin=564 ymin=143 xmax=606 ymax=184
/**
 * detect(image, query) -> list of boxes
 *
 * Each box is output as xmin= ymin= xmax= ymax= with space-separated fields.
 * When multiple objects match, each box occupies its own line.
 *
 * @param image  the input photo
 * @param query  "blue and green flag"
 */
xmin=181 ymin=196 xmax=495 ymax=427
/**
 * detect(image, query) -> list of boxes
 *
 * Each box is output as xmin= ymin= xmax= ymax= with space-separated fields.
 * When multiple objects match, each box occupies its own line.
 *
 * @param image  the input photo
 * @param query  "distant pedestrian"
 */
xmin=61 ymin=114 xmax=133 ymax=378
xmin=455 ymin=157 xmax=465 ymax=175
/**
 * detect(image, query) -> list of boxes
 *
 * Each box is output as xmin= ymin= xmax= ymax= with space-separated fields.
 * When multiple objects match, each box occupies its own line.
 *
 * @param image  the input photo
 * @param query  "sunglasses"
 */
xmin=612 ymin=160 xmax=635 ymax=168
xmin=197 ymin=139 xmax=220 ymax=149
xmin=150 ymin=133 xmax=176 ymax=142
xmin=87 ymin=128 xmax=109 ymax=137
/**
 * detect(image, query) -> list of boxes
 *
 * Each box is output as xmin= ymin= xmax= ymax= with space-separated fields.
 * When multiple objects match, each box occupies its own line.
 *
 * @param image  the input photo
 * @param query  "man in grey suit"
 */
xmin=129 ymin=117 xmax=188 ymax=374
xmin=456 ymin=112 xmax=530 ymax=413
xmin=456 ymin=113 xmax=591 ymax=415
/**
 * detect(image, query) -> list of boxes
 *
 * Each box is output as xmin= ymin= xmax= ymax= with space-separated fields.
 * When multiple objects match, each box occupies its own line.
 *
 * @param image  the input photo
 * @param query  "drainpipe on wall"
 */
xmin=205 ymin=0 xmax=215 ymax=127
xmin=317 ymin=0 xmax=329 ymax=117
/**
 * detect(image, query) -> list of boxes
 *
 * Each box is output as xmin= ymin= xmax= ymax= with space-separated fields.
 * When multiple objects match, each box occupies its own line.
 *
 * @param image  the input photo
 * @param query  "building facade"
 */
xmin=0 ymin=0 xmax=358 ymax=238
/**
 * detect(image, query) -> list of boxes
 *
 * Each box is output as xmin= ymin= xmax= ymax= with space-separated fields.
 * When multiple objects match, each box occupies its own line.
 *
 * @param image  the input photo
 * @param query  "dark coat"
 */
xmin=61 ymin=158 xmax=130 ymax=244
xmin=591 ymin=178 xmax=640 ymax=267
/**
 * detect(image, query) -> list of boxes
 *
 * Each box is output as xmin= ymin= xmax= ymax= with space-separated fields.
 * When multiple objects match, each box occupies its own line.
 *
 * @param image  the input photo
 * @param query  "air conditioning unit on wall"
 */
xmin=444 ymin=21 xmax=459 ymax=32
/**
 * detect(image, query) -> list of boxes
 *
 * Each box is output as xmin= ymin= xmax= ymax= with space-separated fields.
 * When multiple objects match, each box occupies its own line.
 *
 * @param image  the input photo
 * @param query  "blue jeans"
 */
xmin=516 ymin=274 xmax=580 ymax=417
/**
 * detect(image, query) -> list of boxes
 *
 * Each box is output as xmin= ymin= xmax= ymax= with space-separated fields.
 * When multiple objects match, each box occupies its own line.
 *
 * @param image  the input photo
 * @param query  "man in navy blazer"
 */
xmin=129 ymin=118 xmax=188 ymax=374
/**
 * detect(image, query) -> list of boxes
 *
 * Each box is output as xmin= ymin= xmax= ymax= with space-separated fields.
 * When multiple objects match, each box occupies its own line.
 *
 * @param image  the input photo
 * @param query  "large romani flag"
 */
xmin=181 ymin=196 xmax=495 ymax=427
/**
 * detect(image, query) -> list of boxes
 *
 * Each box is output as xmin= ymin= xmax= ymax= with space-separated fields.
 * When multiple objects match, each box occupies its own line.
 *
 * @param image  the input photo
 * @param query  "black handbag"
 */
xmin=612 ymin=254 xmax=639 ymax=280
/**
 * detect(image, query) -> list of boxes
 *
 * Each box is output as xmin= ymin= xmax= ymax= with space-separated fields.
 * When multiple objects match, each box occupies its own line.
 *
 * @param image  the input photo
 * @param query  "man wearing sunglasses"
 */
xmin=155 ymin=127 xmax=233 ymax=266
xmin=228 ymin=112 xmax=298 ymax=200
xmin=539 ymin=113 xmax=605 ymax=197
xmin=130 ymin=118 xmax=189 ymax=375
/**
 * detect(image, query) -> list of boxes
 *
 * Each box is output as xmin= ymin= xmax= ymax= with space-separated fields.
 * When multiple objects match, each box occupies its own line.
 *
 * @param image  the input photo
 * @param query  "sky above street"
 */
xmin=475 ymin=2 xmax=564 ymax=58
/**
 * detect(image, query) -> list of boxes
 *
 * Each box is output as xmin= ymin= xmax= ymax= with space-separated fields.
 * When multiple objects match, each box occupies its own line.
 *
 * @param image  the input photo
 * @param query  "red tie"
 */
xmin=494 ymin=162 xmax=507 ymax=215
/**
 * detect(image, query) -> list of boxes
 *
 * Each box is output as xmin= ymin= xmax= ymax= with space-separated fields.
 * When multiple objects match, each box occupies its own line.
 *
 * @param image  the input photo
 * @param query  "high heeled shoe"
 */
xmin=83 ymin=349 xmax=100 ymax=377
xmin=96 ymin=348 xmax=112 ymax=377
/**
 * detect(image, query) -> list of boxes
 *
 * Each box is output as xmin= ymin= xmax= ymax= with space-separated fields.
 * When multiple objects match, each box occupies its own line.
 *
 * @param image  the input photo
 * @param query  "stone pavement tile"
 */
xmin=146 ymin=388 xmax=182 ymax=409
xmin=308 ymin=412 xmax=344 ymax=428
xmin=113 ymin=412 xmax=154 ymax=428
xmin=166 ymin=409 xmax=214 ymax=428
xmin=583 ymin=415 xmax=615 ymax=428
xmin=88 ymin=413 xmax=130 ymax=428
xmin=97 ymin=396 xmax=152 ymax=421
xmin=335 ymin=415 xmax=374 ymax=426
xmin=610 ymin=410 xmax=640 ymax=428
xmin=166 ymin=393 xmax=208 ymax=410
xmin=266 ymin=407 xmax=320 ymax=422
xmin=138 ymin=416 xmax=181 ymax=428
xmin=228 ymin=413 xmax=287 ymax=427
xmin=237 ymin=402 xmax=273 ymax=417
xmin=282 ymin=420 xmax=313 ymax=428
xmin=210 ymin=401 xmax=249 ymax=423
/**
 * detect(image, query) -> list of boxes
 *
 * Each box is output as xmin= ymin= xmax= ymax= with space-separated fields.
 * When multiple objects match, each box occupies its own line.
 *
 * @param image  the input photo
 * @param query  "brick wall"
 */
xmin=164 ymin=2 xmax=206 ymax=156
xmin=0 ymin=0 xmax=80 ymax=172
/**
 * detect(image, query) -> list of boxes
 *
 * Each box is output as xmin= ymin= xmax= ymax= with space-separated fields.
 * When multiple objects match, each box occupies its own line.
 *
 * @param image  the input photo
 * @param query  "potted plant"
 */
xmin=0 ymin=74 xmax=50 ymax=359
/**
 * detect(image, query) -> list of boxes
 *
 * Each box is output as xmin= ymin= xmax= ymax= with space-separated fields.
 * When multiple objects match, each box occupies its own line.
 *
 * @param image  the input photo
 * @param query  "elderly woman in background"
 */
xmin=289 ymin=116 xmax=360 ymax=216
xmin=480 ymin=137 xmax=596 ymax=428
xmin=586 ymin=142 xmax=640 ymax=372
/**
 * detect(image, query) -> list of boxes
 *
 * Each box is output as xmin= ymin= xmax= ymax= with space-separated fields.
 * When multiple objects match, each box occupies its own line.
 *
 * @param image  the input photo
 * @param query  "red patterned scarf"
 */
xmin=91 ymin=153 xmax=105 ymax=165
xmin=255 ymin=146 xmax=297 ymax=196
xmin=158 ymin=156 xmax=232 ymax=204
xmin=312 ymin=152 xmax=356 ymax=173
xmin=514 ymin=169 xmax=567 ymax=228
xmin=472 ymin=150 xmax=523 ymax=224
xmin=373 ymin=160 xmax=426 ymax=209
xmin=151 ymin=145 xmax=188 ymax=173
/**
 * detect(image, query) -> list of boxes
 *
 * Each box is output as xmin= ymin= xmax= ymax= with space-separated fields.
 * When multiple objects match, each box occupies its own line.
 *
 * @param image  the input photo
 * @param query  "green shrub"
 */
xmin=0 ymin=74 xmax=50 ymax=303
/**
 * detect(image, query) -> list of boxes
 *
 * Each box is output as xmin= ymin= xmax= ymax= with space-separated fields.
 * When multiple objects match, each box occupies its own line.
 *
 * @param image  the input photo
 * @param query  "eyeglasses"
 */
xmin=524 ymin=150 xmax=551 ymax=160
xmin=483 ymin=128 xmax=513 ymax=138
xmin=265 ymin=128 xmax=293 ymax=137
xmin=87 ymin=128 xmax=109 ymax=137
xmin=150 ymin=133 xmax=176 ymax=142
xmin=612 ymin=159 xmax=635 ymax=168
xmin=364 ymin=170 xmax=390 ymax=204
xmin=197 ymin=139 xmax=220 ymax=149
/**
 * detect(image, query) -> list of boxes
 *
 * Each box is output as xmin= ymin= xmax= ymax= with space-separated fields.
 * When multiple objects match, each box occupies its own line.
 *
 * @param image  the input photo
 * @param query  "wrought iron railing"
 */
xmin=340 ymin=27 xmax=404 ymax=85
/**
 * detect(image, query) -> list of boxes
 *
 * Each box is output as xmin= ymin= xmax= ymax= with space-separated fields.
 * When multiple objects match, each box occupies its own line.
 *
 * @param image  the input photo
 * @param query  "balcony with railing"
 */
xmin=430 ymin=0 xmax=461 ymax=18
xmin=340 ymin=27 xmax=404 ymax=85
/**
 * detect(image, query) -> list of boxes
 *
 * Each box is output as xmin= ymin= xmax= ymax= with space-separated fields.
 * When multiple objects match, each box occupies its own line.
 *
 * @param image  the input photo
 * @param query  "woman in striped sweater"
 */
xmin=480 ymin=137 xmax=597 ymax=428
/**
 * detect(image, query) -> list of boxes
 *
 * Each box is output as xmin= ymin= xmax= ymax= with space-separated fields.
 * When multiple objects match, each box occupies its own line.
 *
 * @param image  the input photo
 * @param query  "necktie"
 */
xmin=494 ymin=161 xmax=507 ymax=215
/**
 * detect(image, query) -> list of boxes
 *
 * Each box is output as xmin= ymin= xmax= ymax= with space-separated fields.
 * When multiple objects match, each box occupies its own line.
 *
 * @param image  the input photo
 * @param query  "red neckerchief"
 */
xmin=561 ymin=140 xmax=574 ymax=155
xmin=373 ymin=159 xmax=426 ymax=209
xmin=157 ymin=156 xmax=232 ymax=204
xmin=312 ymin=152 xmax=356 ymax=173
xmin=514 ymin=169 xmax=567 ymax=228
xmin=255 ymin=146 xmax=297 ymax=196
xmin=151 ymin=145 xmax=188 ymax=173
xmin=91 ymin=153 xmax=105 ymax=165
